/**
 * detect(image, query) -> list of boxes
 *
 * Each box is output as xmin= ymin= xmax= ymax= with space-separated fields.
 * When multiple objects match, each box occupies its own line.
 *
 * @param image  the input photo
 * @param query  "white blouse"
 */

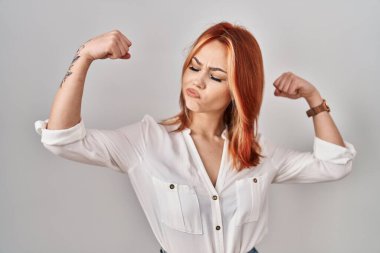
xmin=34 ymin=114 xmax=357 ymax=253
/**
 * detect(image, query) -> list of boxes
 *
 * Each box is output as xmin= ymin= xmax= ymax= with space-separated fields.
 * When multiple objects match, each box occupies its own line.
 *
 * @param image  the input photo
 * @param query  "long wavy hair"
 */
xmin=158 ymin=21 xmax=266 ymax=172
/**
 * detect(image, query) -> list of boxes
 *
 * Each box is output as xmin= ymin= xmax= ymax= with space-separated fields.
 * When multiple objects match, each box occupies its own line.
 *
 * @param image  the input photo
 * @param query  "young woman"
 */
xmin=34 ymin=22 xmax=357 ymax=253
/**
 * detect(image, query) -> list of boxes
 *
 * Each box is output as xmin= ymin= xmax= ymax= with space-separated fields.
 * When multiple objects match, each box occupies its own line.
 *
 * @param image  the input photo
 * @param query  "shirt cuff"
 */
xmin=34 ymin=118 xmax=86 ymax=145
xmin=313 ymin=136 xmax=357 ymax=165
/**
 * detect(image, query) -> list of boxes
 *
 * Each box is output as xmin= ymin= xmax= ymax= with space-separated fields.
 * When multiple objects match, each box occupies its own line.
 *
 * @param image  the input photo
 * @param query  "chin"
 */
xmin=185 ymin=99 xmax=203 ymax=111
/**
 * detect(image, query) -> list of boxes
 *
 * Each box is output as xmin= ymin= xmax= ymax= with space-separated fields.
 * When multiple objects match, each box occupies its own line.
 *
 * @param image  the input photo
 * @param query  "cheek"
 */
xmin=218 ymin=85 xmax=231 ymax=98
xmin=182 ymin=73 xmax=191 ymax=88
xmin=208 ymin=86 xmax=231 ymax=102
xmin=182 ymin=69 xmax=192 ymax=81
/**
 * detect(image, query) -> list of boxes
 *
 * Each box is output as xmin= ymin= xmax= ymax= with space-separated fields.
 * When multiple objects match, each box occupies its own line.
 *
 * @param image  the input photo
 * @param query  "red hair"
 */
xmin=159 ymin=21 xmax=266 ymax=171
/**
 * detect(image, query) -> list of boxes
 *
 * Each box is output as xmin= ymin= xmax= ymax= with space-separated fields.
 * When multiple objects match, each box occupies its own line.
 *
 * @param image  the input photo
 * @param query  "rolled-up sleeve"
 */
xmin=34 ymin=115 xmax=149 ymax=174
xmin=268 ymin=135 xmax=357 ymax=184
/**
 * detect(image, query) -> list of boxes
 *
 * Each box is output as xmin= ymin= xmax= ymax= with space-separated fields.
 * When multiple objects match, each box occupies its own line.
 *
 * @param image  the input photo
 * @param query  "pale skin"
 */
xmin=182 ymin=40 xmax=346 ymax=187
xmin=48 ymin=29 xmax=346 ymax=187
xmin=46 ymin=30 xmax=132 ymax=130
xmin=182 ymin=40 xmax=232 ymax=187
xmin=273 ymin=72 xmax=346 ymax=148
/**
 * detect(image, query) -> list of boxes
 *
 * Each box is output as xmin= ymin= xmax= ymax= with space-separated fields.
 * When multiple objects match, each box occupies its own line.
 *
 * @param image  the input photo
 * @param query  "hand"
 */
xmin=273 ymin=72 xmax=319 ymax=100
xmin=79 ymin=29 xmax=133 ymax=61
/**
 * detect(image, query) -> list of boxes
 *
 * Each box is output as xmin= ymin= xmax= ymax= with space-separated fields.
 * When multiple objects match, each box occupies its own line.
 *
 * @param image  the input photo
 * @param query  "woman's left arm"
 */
xmin=270 ymin=72 xmax=357 ymax=183
xmin=273 ymin=71 xmax=345 ymax=148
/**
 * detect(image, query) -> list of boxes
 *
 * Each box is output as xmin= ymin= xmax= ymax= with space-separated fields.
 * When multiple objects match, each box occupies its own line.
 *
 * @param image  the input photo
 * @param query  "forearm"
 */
xmin=305 ymin=91 xmax=346 ymax=148
xmin=47 ymin=46 xmax=93 ymax=130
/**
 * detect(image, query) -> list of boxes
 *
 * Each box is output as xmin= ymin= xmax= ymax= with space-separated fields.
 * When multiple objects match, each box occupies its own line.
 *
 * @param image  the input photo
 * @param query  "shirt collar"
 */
xmin=182 ymin=125 xmax=228 ymax=140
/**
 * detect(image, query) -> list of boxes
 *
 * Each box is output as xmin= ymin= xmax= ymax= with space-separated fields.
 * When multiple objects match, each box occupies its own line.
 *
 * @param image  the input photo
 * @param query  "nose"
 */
xmin=192 ymin=74 xmax=206 ymax=89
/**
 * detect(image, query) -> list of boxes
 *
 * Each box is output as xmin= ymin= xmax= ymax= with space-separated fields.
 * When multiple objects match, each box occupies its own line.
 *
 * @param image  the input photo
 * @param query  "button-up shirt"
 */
xmin=34 ymin=114 xmax=357 ymax=253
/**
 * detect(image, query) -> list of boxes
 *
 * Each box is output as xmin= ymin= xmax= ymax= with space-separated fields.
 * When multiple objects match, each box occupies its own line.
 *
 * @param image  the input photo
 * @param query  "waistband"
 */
xmin=159 ymin=246 xmax=259 ymax=253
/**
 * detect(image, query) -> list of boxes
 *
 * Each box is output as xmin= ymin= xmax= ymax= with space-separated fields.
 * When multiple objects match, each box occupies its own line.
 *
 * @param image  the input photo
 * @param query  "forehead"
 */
xmin=193 ymin=40 xmax=228 ymax=68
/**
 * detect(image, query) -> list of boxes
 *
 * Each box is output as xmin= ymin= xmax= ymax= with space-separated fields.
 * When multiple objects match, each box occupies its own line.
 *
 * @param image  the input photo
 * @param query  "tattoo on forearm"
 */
xmin=59 ymin=39 xmax=91 ymax=88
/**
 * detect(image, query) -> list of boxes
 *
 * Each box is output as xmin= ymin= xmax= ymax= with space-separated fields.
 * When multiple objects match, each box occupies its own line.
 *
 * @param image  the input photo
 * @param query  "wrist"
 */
xmin=80 ymin=53 xmax=94 ymax=64
xmin=305 ymin=91 xmax=323 ymax=108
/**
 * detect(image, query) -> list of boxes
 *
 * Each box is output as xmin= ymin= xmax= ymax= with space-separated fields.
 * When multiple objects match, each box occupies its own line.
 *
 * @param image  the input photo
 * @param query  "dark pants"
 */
xmin=159 ymin=246 xmax=259 ymax=253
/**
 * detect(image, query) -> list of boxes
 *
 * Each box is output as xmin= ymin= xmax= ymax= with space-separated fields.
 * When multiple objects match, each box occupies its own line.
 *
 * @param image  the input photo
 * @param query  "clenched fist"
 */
xmin=79 ymin=29 xmax=133 ymax=61
xmin=273 ymin=72 xmax=318 ymax=100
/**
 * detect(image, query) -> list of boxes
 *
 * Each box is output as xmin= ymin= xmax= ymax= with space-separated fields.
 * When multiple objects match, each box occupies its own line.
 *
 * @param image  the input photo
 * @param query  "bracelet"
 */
xmin=306 ymin=99 xmax=330 ymax=117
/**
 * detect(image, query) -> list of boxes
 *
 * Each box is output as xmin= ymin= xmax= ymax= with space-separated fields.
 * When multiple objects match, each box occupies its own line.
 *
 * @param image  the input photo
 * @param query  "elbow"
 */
xmin=327 ymin=159 xmax=354 ymax=181
xmin=42 ymin=142 xmax=64 ymax=156
xmin=337 ymin=164 xmax=353 ymax=181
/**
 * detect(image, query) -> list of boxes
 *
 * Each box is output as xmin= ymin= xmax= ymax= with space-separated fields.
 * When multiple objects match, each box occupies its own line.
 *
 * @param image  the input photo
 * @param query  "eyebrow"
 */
xmin=192 ymin=57 xmax=227 ymax=74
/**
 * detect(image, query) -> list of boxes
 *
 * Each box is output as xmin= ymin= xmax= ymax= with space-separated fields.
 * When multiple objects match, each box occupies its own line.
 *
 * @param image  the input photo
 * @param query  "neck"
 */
xmin=188 ymin=112 xmax=226 ymax=139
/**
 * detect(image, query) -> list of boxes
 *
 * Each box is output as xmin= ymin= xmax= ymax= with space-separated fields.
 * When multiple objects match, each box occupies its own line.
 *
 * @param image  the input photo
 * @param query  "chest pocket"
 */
xmin=151 ymin=176 xmax=203 ymax=234
xmin=234 ymin=173 xmax=268 ymax=226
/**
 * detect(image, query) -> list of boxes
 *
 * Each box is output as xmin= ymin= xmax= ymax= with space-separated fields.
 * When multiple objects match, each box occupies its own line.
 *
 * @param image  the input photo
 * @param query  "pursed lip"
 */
xmin=186 ymin=88 xmax=201 ymax=98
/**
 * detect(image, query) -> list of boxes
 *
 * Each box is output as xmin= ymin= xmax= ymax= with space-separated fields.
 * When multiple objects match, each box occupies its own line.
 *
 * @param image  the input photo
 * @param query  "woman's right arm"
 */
xmin=34 ymin=30 xmax=143 ymax=174
xmin=46 ymin=47 xmax=92 ymax=130
xmin=47 ymin=30 xmax=132 ymax=130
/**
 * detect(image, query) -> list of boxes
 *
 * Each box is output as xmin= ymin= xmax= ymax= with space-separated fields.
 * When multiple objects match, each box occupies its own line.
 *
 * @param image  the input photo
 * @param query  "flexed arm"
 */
xmin=47 ymin=29 xmax=132 ymax=130
xmin=273 ymin=71 xmax=345 ymax=148
xmin=35 ymin=30 xmax=142 ymax=174
xmin=270 ymin=71 xmax=357 ymax=184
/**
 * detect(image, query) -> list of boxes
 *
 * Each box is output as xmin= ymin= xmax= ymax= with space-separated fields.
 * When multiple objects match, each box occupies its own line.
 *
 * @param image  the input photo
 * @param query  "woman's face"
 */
xmin=182 ymin=40 xmax=232 ymax=116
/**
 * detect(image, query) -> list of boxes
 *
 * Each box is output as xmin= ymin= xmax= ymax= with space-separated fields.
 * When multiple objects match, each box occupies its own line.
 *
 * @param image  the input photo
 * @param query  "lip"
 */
xmin=186 ymin=88 xmax=200 ymax=98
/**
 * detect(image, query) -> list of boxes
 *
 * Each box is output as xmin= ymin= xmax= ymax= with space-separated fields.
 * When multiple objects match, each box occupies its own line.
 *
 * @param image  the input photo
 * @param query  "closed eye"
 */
xmin=189 ymin=66 xmax=223 ymax=83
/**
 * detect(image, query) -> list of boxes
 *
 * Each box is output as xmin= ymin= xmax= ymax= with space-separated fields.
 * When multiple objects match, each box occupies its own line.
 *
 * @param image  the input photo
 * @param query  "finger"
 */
xmin=288 ymin=82 xmax=299 ymax=96
xmin=277 ymin=75 xmax=287 ymax=92
xmin=288 ymin=91 xmax=301 ymax=99
xmin=117 ymin=37 xmax=130 ymax=57
xmin=274 ymin=87 xmax=284 ymax=96
xmin=275 ymin=89 xmax=286 ymax=97
xmin=278 ymin=72 xmax=289 ymax=92
xmin=120 ymin=52 xmax=131 ymax=59
xmin=282 ymin=73 xmax=294 ymax=93
xmin=273 ymin=84 xmax=283 ymax=96
xmin=273 ymin=73 xmax=285 ymax=88
xmin=120 ymin=32 xmax=132 ymax=47
xmin=283 ymin=79 xmax=292 ymax=94
xmin=116 ymin=38 xmax=127 ymax=57
xmin=110 ymin=43 xmax=122 ymax=59
xmin=119 ymin=36 xmax=130 ymax=51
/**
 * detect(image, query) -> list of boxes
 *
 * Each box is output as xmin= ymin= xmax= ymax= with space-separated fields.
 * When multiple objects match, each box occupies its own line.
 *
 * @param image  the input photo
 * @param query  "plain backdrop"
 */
xmin=1 ymin=0 xmax=379 ymax=252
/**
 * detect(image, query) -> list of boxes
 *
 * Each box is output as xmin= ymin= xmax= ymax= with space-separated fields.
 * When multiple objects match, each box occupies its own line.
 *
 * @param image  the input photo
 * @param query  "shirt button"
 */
xmin=212 ymin=195 xmax=218 ymax=200
xmin=253 ymin=178 xmax=258 ymax=183
xmin=216 ymin=225 xmax=221 ymax=230
xmin=169 ymin=184 xmax=175 ymax=189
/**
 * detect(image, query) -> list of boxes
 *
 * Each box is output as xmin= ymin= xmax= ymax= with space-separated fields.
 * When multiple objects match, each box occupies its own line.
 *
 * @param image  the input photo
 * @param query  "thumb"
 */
xmin=121 ymin=52 xmax=131 ymax=59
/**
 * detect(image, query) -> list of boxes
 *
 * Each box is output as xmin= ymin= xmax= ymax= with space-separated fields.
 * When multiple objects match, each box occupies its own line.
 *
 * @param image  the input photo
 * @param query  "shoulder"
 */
xmin=256 ymin=132 xmax=276 ymax=157
xmin=256 ymin=132 xmax=265 ymax=147
xmin=140 ymin=114 xmax=180 ymax=139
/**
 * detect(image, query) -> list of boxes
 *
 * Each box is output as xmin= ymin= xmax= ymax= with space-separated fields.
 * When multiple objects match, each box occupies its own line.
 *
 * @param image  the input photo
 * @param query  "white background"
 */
xmin=1 ymin=0 xmax=378 ymax=252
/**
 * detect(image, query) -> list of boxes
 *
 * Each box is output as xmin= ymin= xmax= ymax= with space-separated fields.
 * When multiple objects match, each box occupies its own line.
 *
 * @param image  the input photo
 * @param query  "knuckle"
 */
xmin=109 ymin=37 xmax=119 ymax=46
xmin=110 ymin=34 xmax=119 ymax=41
xmin=108 ymin=42 xmax=115 ymax=49
xmin=107 ymin=43 xmax=115 ymax=51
